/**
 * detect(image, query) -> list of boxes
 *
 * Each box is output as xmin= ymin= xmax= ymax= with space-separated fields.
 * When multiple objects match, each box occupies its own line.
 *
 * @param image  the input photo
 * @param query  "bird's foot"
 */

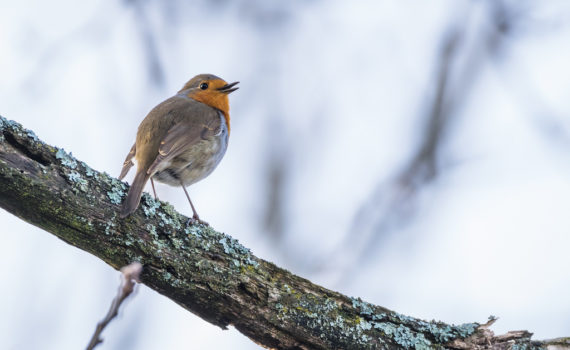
xmin=186 ymin=215 xmax=209 ymax=227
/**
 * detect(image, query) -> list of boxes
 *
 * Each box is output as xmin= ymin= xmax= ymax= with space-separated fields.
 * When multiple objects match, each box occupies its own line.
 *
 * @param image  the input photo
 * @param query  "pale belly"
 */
xmin=152 ymin=120 xmax=228 ymax=187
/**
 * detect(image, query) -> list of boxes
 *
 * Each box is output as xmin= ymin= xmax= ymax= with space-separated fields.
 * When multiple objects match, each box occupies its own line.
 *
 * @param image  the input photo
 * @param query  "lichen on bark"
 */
xmin=0 ymin=115 xmax=568 ymax=350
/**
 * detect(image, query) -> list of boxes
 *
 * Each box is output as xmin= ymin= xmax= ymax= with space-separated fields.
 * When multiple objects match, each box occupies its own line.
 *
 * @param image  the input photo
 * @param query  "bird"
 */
xmin=118 ymin=74 xmax=238 ymax=223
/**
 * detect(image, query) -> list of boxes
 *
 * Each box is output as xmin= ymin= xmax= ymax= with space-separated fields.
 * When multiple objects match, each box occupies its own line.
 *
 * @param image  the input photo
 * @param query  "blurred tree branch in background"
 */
xmin=1 ymin=117 xmax=569 ymax=349
xmin=338 ymin=0 xmax=539 ymax=271
xmin=124 ymin=0 xmax=165 ymax=88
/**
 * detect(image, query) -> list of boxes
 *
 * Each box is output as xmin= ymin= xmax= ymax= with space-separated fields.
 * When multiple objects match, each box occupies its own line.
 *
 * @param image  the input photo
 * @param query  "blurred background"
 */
xmin=1 ymin=0 xmax=570 ymax=349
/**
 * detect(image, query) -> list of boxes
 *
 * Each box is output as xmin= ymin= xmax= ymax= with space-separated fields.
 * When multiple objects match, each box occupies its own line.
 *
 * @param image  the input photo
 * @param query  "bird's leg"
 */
xmin=180 ymin=181 xmax=208 ymax=226
xmin=150 ymin=178 xmax=158 ymax=200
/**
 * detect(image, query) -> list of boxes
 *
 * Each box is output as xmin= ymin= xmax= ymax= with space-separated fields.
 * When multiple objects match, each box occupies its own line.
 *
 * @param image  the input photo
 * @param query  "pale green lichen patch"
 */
xmin=161 ymin=202 xmax=181 ymax=220
xmin=107 ymin=189 xmax=123 ymax=204
xmin=26 ymin=129 xmax=39 ymax=141
xmin=55 ymin=148 xmax=78 ymax=169
xmin=146 ymin=223 xmax=158 ymax=239
xmin=374 ymin=321 xmax=396 ymax=336
xmin=219 ymin=237 xmax=234 ymax=254
xmin=107 ymin=185 xmax=125 ymax=204
xmin=104 ymin=219 xmax=116 ymax=235
xmin=141 ymin=199 xmax=186 ymax=234
xmin=351 ymin=297 xmax=375 ymax=316
xmin=55 ymin=148 xmax=91 ymax=194
xmin=185 ymin=224 xmax=203 ymax=237
xmin=397 ymin=326 xmax=432 ymax=350
xmin=274 ymin=293 xmax=387 ymax=348
xmin=66 ymin=171 xmax=89 ymax=192
xmin=452 ymin=322 xmax=477 ymax=338
xmin=141 ymin=194 xmax=161 ymax=217
xmin=0 ymin=116 xmax=39 ymax=144
xmin=67 ymin=171 xmax=81 ymax=182
xmin=157 ymin=210 xmax=180 ymax=230
xmin=77 ymin=216 xmax=94 ymax=228
xmin=3 ymin=118 xmax=23 ymax=130
xmin=511 ymin=340 xmax=545 ymax=350
xmin=418 ymin=322 xmax=454 ymax=343
xmin=81 ymin=162 xmax=99 ymax=179
xmin=106 ymin=177 xmax=127 ymax=204
xmin=173 ymin=237 xmax=185 ymax=249
xmin=199 ymin=239 xmax=213 ymax=251
xmin=194 ymin=259 xmax=223 ymax=276
xmin=350 ymin=296 xmax=480 ymax=347
xmin=218 ymin=236 xmax=259 ymax=267
xmin=109 ymin=177 xmax=127 ymax=191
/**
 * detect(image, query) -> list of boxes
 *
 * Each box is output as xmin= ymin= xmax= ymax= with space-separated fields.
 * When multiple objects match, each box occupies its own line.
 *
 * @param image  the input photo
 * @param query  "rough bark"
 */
xmin=0 ymin=115 xmax=567 ymax=350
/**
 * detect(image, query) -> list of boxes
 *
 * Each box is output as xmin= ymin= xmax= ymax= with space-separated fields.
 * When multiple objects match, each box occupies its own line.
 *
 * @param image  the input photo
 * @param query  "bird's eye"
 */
xmin=199 ymin=82 xmax=208 ymax=90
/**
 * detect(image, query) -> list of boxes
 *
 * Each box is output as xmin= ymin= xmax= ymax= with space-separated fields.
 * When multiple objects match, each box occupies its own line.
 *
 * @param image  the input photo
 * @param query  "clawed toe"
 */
xmin=186 ymin=216 xmax=209 ymax=227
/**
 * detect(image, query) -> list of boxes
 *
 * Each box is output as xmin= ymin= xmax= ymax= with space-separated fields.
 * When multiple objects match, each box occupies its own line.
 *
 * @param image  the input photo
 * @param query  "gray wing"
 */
xmin=146 ymin=103 xmax=221 ymax=176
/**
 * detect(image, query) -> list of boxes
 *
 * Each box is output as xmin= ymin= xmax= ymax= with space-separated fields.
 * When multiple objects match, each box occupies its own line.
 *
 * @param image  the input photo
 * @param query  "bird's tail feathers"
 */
xmin=120 ymin=170 xmax=150 ymax=218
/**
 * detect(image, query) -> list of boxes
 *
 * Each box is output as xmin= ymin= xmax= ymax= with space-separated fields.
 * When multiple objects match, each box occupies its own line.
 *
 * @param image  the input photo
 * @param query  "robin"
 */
xmin=118 ymin=74 xmax=238 ymax=223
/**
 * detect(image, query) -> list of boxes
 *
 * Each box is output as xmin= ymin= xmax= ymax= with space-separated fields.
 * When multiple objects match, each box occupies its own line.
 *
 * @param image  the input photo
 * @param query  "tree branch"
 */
xmin=86 ymin=262 xmax=142 ymax=350
xmin=0 ymin=115 xmax=567 ymax=349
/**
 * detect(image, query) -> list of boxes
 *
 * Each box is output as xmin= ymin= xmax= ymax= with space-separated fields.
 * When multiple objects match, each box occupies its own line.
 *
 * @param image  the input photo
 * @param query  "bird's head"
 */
xmin=179 ymin=74 xmax=239 ymax=120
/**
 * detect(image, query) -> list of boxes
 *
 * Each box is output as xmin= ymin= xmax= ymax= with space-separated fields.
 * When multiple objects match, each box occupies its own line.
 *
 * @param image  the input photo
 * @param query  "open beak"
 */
xmin=217 ymin=81 xmax=239 ymax=94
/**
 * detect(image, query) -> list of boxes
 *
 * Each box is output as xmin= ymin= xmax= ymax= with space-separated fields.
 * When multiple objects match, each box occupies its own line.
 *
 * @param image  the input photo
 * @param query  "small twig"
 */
xmin=86 ymin=262 xmax=142 ymax=350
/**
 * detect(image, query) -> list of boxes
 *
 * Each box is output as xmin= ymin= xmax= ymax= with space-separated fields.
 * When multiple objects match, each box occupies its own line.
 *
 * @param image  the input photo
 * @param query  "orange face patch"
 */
xmin=187 ymin=79 xmax=231 ymax=133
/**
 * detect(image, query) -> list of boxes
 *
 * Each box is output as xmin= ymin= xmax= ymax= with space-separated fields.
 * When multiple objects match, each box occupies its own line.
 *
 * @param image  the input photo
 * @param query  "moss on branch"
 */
xmin=0 ymin=115 xmax=567 ymax=350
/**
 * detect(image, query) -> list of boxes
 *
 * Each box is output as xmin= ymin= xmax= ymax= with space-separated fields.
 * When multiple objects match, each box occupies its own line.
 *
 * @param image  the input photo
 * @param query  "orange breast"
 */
xmin=187 ymin=80 xmax=231 ymax=133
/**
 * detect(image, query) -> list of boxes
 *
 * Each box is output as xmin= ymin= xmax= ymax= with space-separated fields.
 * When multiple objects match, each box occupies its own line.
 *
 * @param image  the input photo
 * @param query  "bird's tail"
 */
xmin=120 ymin=170 xmax=150 ymax=218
